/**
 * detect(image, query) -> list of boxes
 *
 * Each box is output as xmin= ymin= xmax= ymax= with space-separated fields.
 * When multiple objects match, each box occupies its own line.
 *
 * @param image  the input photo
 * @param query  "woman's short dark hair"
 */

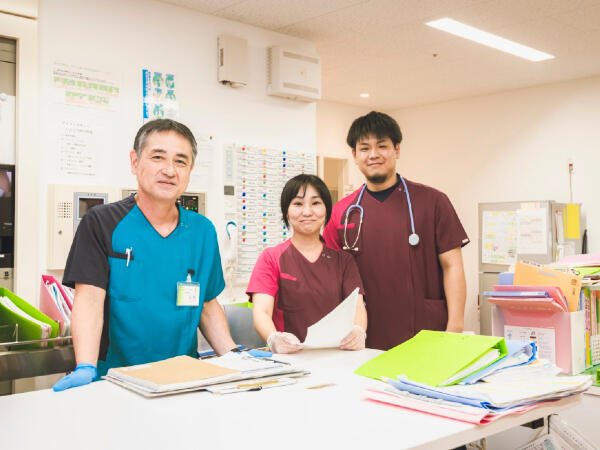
xmin=280 ymin=174 xmax=332 ymax=228
xmin=346 ymin=111 xmax=403 ymax=149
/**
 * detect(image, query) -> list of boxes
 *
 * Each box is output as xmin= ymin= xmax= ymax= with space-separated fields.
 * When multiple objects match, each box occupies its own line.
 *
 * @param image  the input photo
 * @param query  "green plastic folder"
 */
xmin=355 ymin=330 xmax=507 ymax=387
xmin=0 ymin=287 xmax=59 ymax=349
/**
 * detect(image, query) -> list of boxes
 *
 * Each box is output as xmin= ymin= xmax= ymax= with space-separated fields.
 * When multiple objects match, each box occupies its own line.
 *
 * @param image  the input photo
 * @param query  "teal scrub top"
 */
xmin=63 ymin=196 xmax=225 ymax=376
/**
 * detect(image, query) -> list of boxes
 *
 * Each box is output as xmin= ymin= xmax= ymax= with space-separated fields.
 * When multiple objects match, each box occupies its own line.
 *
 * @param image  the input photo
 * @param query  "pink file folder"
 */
xmin=41 ymin=275 xmax=72 ymax=309
xmin=39 ymin=275 xmax=72 ymax=335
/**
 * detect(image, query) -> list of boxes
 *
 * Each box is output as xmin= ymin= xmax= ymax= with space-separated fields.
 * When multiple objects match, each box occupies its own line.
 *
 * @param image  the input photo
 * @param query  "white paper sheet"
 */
xmin=516 ymin=208 xmax=548 ymax=255
xmin=301 ymin=287 xmax=359 ymax=349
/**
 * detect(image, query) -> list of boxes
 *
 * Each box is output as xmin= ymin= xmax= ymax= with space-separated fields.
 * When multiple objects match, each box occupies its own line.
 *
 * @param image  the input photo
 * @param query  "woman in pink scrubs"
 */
xmin=247 ymin=174 xmax=367 ymax=353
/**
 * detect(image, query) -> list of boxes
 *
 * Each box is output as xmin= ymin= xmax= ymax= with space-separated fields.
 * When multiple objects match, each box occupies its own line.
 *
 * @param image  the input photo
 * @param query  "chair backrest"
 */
xmin=223 ymin=304 xmax=266 ymax=349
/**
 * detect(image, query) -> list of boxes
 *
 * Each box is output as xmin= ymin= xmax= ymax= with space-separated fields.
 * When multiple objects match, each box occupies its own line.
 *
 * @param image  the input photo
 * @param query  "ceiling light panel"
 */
xmin=425 ymin=18 xmax=554 ymax=62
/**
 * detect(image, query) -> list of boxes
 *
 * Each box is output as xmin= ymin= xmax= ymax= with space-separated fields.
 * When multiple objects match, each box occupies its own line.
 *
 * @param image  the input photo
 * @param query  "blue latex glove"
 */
xmin=53 ymin=363 xmax=97 ymax=392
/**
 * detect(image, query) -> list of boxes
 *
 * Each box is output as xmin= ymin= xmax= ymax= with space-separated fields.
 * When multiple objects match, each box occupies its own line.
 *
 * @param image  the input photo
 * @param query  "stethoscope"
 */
xmin=342 ymin=175 xmax=419 ymax=252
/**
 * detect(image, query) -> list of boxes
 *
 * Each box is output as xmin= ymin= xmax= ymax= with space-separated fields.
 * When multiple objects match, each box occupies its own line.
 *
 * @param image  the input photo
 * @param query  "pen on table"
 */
xmin=236 ymin=379 xmax=281 ymax=389
xmin=305 ymin=383 xmax=336 ymax=390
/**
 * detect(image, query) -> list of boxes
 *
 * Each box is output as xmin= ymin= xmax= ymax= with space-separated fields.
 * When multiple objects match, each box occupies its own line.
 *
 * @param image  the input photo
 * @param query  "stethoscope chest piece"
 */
xmin=408 ymin=233 xmax=420 ymax=246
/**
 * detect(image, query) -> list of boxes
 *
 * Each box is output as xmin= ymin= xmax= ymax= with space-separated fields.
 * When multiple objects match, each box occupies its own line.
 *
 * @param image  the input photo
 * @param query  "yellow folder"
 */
xmin=355 ymin=331 xmax=507 ymax=387
xmin=513 ymin=261 xmax=582 ymax=312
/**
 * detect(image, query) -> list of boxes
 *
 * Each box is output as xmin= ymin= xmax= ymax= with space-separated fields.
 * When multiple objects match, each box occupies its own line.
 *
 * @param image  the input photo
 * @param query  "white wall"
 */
xmin=316 ymin=100 xmax=369 ymax=191
xmin=37 ymin=0 xmax=317 ymax=302
xmin=389 ymin=75 xmax=600 ymax=332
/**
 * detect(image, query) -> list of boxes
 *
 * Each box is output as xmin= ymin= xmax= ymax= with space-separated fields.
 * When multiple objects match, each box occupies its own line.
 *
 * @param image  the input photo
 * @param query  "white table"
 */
xmin=0 ymin=349 xmax=581 ymax=450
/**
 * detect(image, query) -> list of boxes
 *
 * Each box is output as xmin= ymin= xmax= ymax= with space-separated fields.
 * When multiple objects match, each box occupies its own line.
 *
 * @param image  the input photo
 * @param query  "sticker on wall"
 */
xmin=142 ymin=69 xmax=179 ymax=121
xmin=52 ymin=62 xmax=120 ymax=111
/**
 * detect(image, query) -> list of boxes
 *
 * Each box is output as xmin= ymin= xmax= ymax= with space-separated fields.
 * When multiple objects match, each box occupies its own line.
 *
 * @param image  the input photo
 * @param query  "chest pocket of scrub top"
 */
xmin=108 ymin=250 xmax=143 ymax=302
xmin=278 ymin=274 xmax=306 ymax=313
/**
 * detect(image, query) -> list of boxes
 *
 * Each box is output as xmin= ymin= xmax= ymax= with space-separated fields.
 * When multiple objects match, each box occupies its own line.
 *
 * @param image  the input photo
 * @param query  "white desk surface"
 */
xmin=0 ymin=349 xmax=581 ymax=450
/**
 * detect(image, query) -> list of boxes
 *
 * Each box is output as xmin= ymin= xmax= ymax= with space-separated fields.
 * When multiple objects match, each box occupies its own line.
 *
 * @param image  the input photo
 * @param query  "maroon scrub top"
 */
xmin=246 ymin=239 xmax=364 ymax=342
xmin=323 ymin=177 xmax=469 ymax=350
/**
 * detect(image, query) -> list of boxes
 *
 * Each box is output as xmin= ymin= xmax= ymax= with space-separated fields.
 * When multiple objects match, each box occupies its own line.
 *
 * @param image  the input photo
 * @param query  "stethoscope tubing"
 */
xmin=343 ymin=175 xmax=419 ymax=250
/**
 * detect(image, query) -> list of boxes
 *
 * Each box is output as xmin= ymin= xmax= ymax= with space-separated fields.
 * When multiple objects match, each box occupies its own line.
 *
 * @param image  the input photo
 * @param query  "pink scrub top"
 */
xmin=246 ymin=239 xmax=364 ymax=342
xmin=323 ymin=177 xmax=469 ymax=350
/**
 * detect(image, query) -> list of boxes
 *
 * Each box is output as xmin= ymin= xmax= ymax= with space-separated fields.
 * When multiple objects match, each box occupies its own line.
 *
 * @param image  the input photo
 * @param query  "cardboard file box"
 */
xmin=491 ymin=301 xmax=585 ymax=375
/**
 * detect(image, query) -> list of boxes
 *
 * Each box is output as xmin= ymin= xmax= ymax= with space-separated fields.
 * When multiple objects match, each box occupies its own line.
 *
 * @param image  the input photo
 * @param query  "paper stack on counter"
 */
xmin=104 ymin=353 xmax=309 ymax=397
xmin=364 ymin=356 xmax=592 ymax=424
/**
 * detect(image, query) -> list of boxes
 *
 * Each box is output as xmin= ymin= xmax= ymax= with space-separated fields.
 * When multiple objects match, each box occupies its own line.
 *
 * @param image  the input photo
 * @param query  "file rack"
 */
xmin=0 ymin=323 xmax=75 ymax=395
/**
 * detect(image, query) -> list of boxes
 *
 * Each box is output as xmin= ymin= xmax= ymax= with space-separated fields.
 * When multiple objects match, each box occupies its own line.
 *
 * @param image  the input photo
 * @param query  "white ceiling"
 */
xmin=160 ymin=0 xmax=600 ymax=109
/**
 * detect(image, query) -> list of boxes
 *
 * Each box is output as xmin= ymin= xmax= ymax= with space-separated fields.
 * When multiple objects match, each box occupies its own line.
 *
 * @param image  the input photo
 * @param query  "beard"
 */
xmin=366 ymin=173 xmax=390 ymax=184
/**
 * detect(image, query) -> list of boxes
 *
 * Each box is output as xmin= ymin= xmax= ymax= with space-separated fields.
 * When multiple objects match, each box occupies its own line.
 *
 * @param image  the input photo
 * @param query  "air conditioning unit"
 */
xmin=267 ymin=46 xmax=321 ymax=102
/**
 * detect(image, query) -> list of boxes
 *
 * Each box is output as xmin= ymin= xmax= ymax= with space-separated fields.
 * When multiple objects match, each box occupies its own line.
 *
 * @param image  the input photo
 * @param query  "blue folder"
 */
xmin=458 ymin=340 xmax=537 ymax=385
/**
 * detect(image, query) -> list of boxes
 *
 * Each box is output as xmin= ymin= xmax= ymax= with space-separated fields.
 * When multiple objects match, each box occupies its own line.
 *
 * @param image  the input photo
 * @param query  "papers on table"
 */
xmin=301 ymin=287 xmax=359 ymax=349
xmin=206 ymin=377 xmax=298 ymax=394
xmin=364 ymin=358 xmax=592 ymax=424
xmin=104 ymin=353 xmax=309 ymax=397
xmin=364 ymin=388 xmax=541 ymax=424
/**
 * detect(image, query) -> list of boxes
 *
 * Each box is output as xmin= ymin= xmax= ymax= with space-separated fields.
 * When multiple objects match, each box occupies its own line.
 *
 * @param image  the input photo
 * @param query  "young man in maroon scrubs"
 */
xmin=248 ymin=174 xmax=367 ymax=353
xmin=323 ymin=111 xmax=469 ymax=351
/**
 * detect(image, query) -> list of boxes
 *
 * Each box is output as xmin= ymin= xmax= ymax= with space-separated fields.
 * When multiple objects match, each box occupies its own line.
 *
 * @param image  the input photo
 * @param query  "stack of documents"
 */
xmin=486 ymin=285 xmax=569 ymax=313
xmin=40 ymin=275 xmax=73 ymax=336
xmin=104 ymin=353 xmax=309 ymax=397
xmin=355 ymin=330 xmax=508 ymax=387
xmin=0 ymin=287 xmax=58 ymax=347
xmin=365 ymin=361 xmax=591 ymax=424
xmin=363 ymin=338 xmax=592 ymax=424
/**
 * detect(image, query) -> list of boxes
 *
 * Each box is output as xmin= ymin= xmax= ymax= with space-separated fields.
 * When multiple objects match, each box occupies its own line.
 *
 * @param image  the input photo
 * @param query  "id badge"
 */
xmin=177 ymin=281 xmax=200 ymax=307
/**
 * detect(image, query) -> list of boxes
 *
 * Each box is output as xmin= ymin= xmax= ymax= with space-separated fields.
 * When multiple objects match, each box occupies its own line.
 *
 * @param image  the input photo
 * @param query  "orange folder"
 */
xmin=513 ymin=262 xmax=582 ymax=312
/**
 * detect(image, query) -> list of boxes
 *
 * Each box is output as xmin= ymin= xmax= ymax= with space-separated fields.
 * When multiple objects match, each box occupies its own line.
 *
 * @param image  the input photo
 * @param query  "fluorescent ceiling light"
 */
xmin=360 ymin=93 xmax=369 ymax=98
xmin=425 ymin=18 xmax=554 ymax=62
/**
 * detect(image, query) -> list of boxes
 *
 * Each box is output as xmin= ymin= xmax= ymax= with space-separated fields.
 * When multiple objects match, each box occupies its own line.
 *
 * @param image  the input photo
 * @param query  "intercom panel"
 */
xmin=47 ymin=184 xmax=119 ymax=270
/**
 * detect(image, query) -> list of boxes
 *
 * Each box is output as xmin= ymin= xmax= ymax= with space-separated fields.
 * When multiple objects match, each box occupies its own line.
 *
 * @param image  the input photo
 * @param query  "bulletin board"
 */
xmin=232 ymin=144 xmax=315 ymax=279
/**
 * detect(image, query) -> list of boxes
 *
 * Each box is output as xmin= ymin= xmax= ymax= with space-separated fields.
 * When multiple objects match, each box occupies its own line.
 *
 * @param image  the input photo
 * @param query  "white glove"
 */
xmin=267 ymin=331 xmax=302 ymax=354
xmin=339 ymin=325 xmax=366 ymax=351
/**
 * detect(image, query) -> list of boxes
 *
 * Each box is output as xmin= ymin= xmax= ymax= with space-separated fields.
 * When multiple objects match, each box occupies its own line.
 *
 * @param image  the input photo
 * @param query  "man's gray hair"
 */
xmin=133 ymin=119 xmax=197 ymax=162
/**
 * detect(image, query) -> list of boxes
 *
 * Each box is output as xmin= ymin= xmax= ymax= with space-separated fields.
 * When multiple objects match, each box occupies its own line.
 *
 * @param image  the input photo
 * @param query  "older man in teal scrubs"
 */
xmin=53 ymin=119 xmax=236 ymax=391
